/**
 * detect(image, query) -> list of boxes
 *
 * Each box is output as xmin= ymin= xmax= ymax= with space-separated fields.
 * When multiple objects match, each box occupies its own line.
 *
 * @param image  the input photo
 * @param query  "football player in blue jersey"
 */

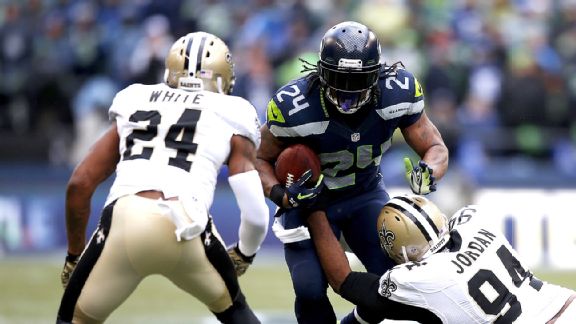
xmin=256 ymin=21 xmax=449 ymax=323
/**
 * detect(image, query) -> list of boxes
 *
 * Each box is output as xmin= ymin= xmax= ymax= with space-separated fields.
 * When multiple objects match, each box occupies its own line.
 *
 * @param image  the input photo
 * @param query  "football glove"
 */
xmin=227 ymin=243 xmax=255 ymax=277
xmin=61 ymin=253 xmax=79 ymax=289
xmin=404 ymin=157 xmax=436 ymax=195
xmin=285 ymin=170 xmax=324 ymax=208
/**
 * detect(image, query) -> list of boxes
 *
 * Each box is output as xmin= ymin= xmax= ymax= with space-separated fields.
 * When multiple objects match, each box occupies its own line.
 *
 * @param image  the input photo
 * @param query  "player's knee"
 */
xmin=289 ymin=262 xmax=327 ymax=299
xmin=71 ymin=305 xmax=105 ymax=324
xmin=205 ymin=292 xmax=234 ymax=314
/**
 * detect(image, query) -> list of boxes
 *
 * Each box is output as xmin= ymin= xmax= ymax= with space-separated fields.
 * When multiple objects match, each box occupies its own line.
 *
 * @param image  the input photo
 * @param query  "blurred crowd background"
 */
xmin=1 ymin=0 xmax=575 ymax=187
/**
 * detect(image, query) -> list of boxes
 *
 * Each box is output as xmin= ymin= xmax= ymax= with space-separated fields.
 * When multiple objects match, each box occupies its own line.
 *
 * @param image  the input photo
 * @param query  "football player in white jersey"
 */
xmin=56 ymin=32 xmax=269 ymax=324
xmin=307 ymin=195 xmax=576 ymax=323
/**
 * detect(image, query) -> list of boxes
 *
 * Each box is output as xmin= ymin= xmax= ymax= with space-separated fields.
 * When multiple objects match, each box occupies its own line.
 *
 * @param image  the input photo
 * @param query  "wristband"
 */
xmin=66 ymin=253 xmax=80 ymax=262
xmin=270 ymin=184 xmax=285 ymax=207
xmin=235 ymin=244 xmax=256 ymax=262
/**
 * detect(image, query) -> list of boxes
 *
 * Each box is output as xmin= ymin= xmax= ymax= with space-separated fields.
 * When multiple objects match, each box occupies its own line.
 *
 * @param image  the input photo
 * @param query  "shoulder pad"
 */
xmin=108 ymin=84 xmax=144 ymax=120
xmin=376 ymin=69 xmax=425 ymax=120
xmin=448 ymin=205 xmax=482 ymax=231
xmin=265 ymin=77 xmax=328 ymax=138
xmin=216 ymin=95 xmax=261 ymax=148
xmin=267 ymin=77 xmax=311 ymax=124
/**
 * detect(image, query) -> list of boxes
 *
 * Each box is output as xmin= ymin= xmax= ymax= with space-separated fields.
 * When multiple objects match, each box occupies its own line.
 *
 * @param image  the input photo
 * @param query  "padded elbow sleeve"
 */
xmin=228 ymin=170 xmax=269 ymax=256
xmin=340 ymin=272 xmax=387 ymax=320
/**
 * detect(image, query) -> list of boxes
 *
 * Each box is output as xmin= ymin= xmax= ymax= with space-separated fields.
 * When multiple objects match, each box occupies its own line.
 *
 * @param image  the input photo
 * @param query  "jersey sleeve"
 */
xmin=108 ymin=84 xmax=138 ymax=121
xmin=226 ymin=97 xmax=262 ymax=148
xmin=396 ymin=69 xmax=425 ymax=128
xmin=265 ymin=83 xmax=296 ymax=138
xmin=376 ymin=68 xmax=426 ymax=129
xmin=264 ymin=78 xmax=326 ymax=139
xmin=380 ymin=264 xmax=446 ymax=306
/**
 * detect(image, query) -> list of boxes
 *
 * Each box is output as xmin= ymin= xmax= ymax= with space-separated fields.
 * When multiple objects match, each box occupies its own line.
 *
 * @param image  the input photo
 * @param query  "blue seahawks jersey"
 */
xmin=266 ymin=68 xmax=425 ymax=196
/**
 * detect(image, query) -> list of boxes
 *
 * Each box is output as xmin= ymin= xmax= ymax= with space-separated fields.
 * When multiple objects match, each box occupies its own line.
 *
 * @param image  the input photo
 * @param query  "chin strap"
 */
xmin=401 ymin=246 xmax=409 ymax=263
xmin=216 ymin=76 xmax=224 ymax=94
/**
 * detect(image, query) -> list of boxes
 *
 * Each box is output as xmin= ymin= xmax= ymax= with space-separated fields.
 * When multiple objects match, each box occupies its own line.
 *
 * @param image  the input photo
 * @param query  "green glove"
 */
xmin=403 ymin=157 xmax=436 ymax=195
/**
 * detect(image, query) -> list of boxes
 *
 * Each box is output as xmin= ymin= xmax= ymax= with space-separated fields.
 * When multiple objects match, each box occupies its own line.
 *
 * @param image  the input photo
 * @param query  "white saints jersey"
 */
xmin=104 ymin=83 xmax=260 ymax=214
xmin=378 ymin=205 xmax=574 ymax=323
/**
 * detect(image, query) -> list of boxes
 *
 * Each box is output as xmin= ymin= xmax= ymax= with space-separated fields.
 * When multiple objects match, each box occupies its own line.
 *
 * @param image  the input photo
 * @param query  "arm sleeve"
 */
xmin=228 ymin=170 xmax=269 ymax=256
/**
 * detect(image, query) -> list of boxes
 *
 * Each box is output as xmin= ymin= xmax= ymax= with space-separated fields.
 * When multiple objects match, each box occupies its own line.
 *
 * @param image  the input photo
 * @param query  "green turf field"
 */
xmin=1 ymin=253 xmax=575 ymax=323
xmin=0 ymin=253 xmax=353 ymax=323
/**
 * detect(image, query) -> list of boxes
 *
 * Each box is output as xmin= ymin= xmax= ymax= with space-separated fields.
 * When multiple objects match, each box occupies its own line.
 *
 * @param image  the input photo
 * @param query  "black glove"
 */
xmin=285 ymin=170 xmax=324 ymax=208
xmin=227 ymin=244 xmax=255 ymax=277
xmin=61 ymin=253 xmax=79 ymax=289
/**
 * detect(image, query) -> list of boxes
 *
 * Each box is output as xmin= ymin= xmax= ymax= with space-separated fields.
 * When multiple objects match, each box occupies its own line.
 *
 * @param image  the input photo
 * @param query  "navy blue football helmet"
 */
xmin=318 ymin=21 xmax=381 ymax=114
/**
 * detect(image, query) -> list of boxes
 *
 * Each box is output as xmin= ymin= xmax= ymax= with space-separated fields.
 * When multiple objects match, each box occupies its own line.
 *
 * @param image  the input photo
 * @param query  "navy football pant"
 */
xmin=281 ymin=186 xmax=395 ymax=324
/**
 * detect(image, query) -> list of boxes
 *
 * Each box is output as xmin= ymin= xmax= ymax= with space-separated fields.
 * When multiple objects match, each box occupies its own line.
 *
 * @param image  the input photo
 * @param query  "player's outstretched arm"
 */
xmin=227 ymin=134 xmax=269 ymax=276
xmin=401 ymin=112 xmax=449 ymax=194
xmin=307 ymin=211 xmax=351 ymax=293
xmin=66 ymin=124 xmax=120 ymax=256
xmin=63 ymin=123 xmax=120 ymax=287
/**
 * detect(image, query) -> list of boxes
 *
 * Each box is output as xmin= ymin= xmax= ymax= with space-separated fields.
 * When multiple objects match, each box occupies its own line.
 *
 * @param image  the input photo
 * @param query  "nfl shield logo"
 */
xmin=351 ymin=133 xmax=360 ymax=142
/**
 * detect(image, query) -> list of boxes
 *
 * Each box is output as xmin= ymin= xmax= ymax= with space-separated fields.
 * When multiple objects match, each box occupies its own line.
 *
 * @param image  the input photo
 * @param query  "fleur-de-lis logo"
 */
xmin=379 ymin=226 xmax=395 ymax=251
xmin=378 ymin=272 xmax=397 ymax=298
xmin=96 ymin=228 xmax=106 ymax=244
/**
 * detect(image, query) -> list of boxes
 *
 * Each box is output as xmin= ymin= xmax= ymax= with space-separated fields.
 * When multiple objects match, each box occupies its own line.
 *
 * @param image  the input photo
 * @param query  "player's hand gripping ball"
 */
xmin=274 ymin=144 xmax=324 ymax=208
xmin=275 ymin=144 xmax=321 ymax=188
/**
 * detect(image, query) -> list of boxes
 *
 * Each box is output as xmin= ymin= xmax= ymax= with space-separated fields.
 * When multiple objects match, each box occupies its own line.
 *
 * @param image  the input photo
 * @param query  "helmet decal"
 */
xmin=377 ymin=195 xmax=449 ymax=263
xmin=379 ymin=226 xmax=395 ymax=250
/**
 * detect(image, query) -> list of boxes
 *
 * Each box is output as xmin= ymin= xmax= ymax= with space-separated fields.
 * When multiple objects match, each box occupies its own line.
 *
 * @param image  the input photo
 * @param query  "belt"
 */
xmin=547 ymin=294 xmax=576 ymax=324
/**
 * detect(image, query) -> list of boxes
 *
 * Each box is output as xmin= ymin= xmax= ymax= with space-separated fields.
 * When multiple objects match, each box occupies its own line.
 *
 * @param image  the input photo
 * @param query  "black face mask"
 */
xmin=325 ymin=87 xmax=372 ymax=114
xmin=318 ymin=62 xmax=379 ymax=114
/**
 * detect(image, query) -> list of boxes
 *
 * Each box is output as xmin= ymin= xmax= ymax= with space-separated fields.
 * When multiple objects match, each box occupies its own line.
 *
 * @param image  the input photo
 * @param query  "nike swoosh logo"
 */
xmin=297 ymin=192 xmax=314 ymax=200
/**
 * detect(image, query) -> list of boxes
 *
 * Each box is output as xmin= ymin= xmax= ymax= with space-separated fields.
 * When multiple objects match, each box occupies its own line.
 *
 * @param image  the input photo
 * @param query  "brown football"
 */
xmin=275 ymin=144 xmax=321 ymax=188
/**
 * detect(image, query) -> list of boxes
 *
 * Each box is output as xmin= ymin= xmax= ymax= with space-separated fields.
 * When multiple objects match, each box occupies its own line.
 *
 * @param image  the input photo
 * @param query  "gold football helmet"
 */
xmin=377 ymin=195 xmax=449 ymax=264
xmin=164 ymin=32 xmax=235 ymax=94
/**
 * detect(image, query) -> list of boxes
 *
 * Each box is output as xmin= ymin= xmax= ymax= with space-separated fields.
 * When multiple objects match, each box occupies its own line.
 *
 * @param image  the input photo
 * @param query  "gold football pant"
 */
xmin=57 ymin=195 xmax=254 ymax=323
